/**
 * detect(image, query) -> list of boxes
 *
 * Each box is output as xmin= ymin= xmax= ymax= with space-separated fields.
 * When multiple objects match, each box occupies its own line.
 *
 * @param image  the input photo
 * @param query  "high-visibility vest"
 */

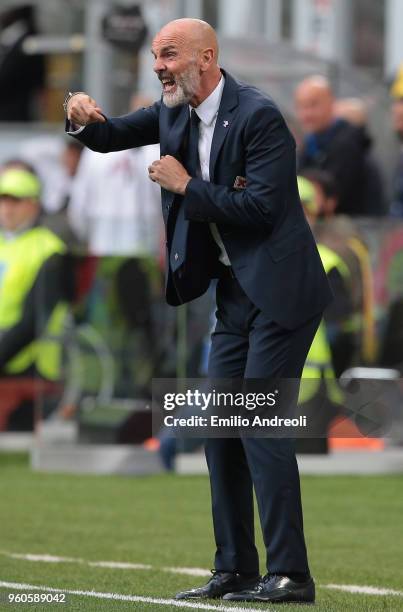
xmin=299 ymin=244 xmax=350 ymax=404
xmin=0 ymin=226 xmax=67 ymax=380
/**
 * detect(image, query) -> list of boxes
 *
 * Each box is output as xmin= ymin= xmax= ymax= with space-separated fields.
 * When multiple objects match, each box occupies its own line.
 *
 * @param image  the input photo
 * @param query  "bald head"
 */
xmin=158 ymin=18 xmax=219 ymax=57
xmin=297 ymin=76 xmax=333 ymax=96
xmin=152 ymin=18 xmax=221 ymax=108
xmin=295 ymin=76 xmax=335 ymax=134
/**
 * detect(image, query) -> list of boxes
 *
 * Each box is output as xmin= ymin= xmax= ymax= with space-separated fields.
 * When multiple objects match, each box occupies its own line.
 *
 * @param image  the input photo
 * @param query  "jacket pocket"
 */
xmin=266 ymin=224 xmax=312 ymax=262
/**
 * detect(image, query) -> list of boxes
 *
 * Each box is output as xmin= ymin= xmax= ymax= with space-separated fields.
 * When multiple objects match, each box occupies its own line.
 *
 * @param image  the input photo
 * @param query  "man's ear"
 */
xmin=200 ymin=48 xmax=214 ymax=71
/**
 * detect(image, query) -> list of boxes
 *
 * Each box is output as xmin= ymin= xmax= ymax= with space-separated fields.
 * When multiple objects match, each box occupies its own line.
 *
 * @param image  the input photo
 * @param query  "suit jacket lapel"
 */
xmin=162 ymin=105 xmax=189 ymax=213
xmin=209 ymin=71 xmax=239 ymax=181
xmin=166 ymin=105 xmax=189 ymax=158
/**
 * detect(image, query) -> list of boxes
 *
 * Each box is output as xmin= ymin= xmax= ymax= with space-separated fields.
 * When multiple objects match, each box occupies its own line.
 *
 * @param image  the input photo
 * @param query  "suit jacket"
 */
xmin=70 ymin=70 xmax=332 ymax=329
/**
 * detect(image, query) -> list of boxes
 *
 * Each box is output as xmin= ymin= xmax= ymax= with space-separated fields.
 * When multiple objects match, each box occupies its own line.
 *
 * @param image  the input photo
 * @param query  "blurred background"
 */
xmin=1 ymin=0 xmax=403 ymax=477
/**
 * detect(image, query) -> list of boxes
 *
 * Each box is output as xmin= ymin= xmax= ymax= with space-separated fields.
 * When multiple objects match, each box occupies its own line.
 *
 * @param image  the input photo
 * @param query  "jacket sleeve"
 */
xmin=67 ymin=100 xmax=161 ymax=153
xmin=183 ymin=105 xmax=295 ymax=230
xmin=0 ymin=254 xmax=71 ymax=371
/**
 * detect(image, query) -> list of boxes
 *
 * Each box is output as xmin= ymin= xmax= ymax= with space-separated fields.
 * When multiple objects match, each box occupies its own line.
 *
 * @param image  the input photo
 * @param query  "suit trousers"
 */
xmin=206 ymin=272 xmax=322 ymax=575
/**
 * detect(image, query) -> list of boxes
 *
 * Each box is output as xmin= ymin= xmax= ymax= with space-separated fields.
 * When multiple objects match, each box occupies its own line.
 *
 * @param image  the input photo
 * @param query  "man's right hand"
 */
xmin=67 ymin=94 xmax=106 ymax=126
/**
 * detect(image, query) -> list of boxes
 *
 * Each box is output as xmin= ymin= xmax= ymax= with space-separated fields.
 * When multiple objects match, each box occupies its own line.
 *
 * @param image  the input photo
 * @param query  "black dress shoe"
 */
xmin=175 ymin=570 xmax=260 ymax=600
xmin=223 ymin=573 xmax=315 ymax=604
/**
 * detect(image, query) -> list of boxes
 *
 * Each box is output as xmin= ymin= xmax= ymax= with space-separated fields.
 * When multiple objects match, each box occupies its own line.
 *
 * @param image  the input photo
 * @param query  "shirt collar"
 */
xmin=190 ymin=75 xmax=225 ymax=126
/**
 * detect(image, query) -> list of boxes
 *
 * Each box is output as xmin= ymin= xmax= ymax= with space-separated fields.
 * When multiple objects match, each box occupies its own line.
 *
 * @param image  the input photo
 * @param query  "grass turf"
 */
xmin=0 ymin=452 xmax=402 ymax=611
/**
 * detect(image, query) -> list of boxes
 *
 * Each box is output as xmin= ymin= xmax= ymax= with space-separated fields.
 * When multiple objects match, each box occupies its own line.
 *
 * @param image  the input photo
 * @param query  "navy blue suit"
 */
xmin=72 ymin=70 xmax=331 ymax=330
xmin=70 ymin=70 xmax=332 ymax=577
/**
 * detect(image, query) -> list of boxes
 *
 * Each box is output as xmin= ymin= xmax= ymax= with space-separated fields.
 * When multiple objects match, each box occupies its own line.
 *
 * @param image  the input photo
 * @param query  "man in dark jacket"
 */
xmin=295 ymin=76 xmax=379 ymax=216
xmin=65 ymin=18 xmax=332 ymax=605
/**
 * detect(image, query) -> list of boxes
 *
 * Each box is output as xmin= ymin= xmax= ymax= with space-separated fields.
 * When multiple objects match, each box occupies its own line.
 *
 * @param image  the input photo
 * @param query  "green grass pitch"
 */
xmin=0 ymin=452 xmax=402 ymax=611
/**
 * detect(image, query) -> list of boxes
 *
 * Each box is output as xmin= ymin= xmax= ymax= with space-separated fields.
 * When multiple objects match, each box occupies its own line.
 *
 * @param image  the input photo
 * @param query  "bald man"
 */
xmin=65 ymin=19 xmax=332 ymax=604
xmin=295 ymin=76 xmax=378 ymax=216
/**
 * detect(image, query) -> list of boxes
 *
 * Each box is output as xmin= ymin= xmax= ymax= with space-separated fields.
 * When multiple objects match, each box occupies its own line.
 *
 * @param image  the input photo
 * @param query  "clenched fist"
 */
xmin=67 ymin=93 xmax=106 ymax=126
xmin=148 ymin=155 xmax=191 ymax=195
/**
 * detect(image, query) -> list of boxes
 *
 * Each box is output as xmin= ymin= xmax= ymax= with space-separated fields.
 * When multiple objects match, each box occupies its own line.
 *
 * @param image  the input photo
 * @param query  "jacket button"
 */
xmin=174 ymin=253 xmax=179 ymax=261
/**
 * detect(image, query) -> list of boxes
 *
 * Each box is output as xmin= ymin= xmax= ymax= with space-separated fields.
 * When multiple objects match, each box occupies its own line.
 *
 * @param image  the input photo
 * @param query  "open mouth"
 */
xmin=160 ymin=77 xmax=176 ymax=93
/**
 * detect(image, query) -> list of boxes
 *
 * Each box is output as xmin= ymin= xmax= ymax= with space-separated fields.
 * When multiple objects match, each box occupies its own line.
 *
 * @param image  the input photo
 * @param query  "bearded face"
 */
xmin=158 ymin=60 xmax=201 ymax=108
xmin=152 ymin=27 xmax=204 ymax=109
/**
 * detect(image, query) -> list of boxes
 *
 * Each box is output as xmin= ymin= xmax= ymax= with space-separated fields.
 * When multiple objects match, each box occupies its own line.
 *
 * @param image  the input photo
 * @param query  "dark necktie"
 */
xmin=185 ymin=109 xmax=201 ymax=177
xmin=169 ymin=109 xmax=201 ymax=270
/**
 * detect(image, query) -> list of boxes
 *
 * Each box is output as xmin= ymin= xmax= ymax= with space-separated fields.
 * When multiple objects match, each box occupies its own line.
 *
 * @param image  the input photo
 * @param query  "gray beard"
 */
xmin=162 ymin=83 xmax=192 ymax=108
xmin=161 ymin=64 xmax=200 ymax=108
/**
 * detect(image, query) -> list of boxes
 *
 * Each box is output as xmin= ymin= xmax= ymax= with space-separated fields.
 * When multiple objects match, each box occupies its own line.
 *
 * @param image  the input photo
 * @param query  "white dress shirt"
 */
xmin=190 ymin=76 xmax=231 ymax=266
xmin=68 ymin=145 xmax=163 ymax=256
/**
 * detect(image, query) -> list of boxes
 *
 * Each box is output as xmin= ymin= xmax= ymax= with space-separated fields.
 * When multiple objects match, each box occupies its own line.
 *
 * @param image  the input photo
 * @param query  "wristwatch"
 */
xmin=63 ymin=91 xmax=85 ymax=114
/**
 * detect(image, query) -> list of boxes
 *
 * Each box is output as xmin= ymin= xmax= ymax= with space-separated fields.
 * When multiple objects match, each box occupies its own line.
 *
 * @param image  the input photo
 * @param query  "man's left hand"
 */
xmin=148 ymin=155 xmax=191 ymax=195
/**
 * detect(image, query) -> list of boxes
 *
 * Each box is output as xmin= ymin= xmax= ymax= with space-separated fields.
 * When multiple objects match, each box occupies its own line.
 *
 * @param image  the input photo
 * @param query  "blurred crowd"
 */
xmin=294 ymin=75 xmax=403 ymax=218
xmin=1 ymin=4 xmax=403 ymax=447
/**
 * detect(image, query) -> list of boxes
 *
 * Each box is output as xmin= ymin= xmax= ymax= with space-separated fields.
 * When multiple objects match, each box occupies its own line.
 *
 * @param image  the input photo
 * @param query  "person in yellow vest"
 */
xmin=0 ymin=168 xmax=69 ymax=430
xmin=297 ymin=176 xmax=353 ymax=452
xmin=301 ymin=168 xmax=377 ymax=371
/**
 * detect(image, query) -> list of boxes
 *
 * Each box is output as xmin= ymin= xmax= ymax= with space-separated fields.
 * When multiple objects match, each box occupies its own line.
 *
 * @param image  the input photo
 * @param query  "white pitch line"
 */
xmin=164 ymin=567 xmax=211 ymax=577
xmin=3 ymin=552 xmax=403 ymax=598
xmin=325 ymin=583 xmax=403 ymax=597
xmin=5 ymin=553 xmax=78 ymax=564
xmin=88 ymin=561 xmax=153 ymax=571
xmin=0 ymin=581 xmax=266 ymax=612
xmin=2 ymin=552 xmax=210 ymax=577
